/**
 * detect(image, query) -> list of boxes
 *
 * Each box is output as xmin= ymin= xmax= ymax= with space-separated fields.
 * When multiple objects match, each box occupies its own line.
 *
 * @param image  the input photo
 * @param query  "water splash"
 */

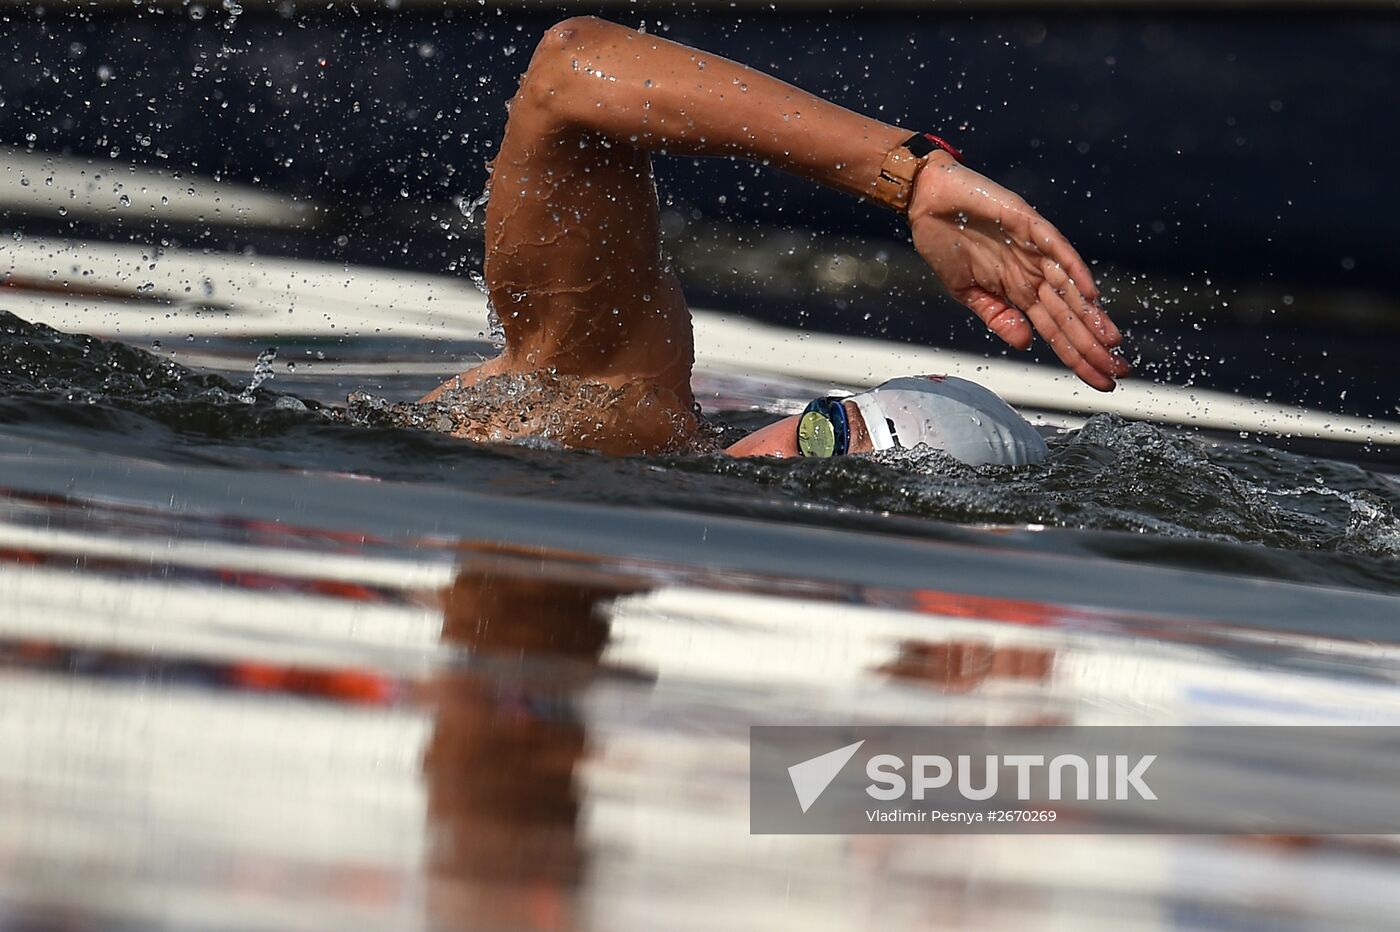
xmin=679 ymin=414 xmax=1400 ymax=560
xmin=238 ymin=347 xmax=278 ymax=404
xmin=456 ymin=184 xmax=491 ymax=225
xmin=457 ymin=171 xmax=503 ymax=346
xmin=346 ymin=371 xmax=709 ymax=454
xmin=466 ymin=270 xmax=505 ymax=347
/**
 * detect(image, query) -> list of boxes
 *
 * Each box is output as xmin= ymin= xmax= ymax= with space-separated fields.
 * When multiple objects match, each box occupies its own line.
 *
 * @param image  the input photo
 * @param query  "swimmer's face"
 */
xmin=724 ymin=400 xmax=874 ymax=458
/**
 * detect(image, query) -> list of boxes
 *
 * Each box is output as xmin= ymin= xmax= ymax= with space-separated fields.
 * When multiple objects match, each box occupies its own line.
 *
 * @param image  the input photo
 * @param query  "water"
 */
xmin=4 ymin=311 xmax=1396 ymax=591
xmin=4 ymin=308 xmax=1400 ymax=929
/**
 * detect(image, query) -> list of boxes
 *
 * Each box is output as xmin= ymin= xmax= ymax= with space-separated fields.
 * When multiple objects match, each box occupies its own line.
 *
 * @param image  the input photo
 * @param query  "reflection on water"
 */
xmin=4 ymin=480 xmax=1400 ymax=929
xmin=4 ymin=312 xmax=1400 ymax=928
xmin=424 ymin=550 xmax=623 ymax=930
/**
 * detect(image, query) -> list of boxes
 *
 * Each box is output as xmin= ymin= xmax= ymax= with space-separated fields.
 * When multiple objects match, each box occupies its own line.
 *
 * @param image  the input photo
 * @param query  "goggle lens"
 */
xmin=797 ymin=410 xmax=837 ymax=457
xmin=795 ymin=397 xmax=850 ymax=458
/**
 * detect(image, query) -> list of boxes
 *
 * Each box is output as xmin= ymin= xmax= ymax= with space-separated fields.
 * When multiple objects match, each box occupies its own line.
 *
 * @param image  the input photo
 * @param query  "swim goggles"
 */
xmin=795 ymin=396 xmax=850 ymax=458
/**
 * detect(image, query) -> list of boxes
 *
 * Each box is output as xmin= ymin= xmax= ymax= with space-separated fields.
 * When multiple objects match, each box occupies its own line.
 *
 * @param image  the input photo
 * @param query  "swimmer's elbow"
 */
xmin=517 ymin=17 xmax=620 ymax=128
xmin=544 ymin=15 xmax=613 ymax=45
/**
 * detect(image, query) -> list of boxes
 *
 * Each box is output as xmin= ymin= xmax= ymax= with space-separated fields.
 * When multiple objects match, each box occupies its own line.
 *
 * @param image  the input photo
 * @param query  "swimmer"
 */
xmin=423 ymin=16 xmax=1128 ymax=462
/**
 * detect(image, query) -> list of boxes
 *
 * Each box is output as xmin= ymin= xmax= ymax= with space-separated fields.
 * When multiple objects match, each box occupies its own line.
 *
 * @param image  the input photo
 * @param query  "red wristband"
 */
xmin=905 ymin=132 xmax=964 ymax=165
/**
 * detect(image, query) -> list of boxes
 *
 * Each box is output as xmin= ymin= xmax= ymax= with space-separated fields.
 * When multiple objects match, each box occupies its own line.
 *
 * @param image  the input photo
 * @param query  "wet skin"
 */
xmin=425 ymin=17 xmax=1128 ymax=455
xmin=725 ymin=400 xmax=876 ymax=458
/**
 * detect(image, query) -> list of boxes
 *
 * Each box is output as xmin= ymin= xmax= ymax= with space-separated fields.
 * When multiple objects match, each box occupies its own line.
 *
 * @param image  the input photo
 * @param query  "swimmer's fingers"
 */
xmin=1004 ymin=258 xmax=1124 ymax=389
xmin=1005 ymin=207 xmax=1100 ymax=304
xmin=1041 ymin=258 xmax=1123 ymax=349
xmin=1022 ymin=296 xmax=1117 ymax=392
xmin=1036 ymin=280 xmax=1130 ymax=387
xmin=962 ymin=286 xmax=1033 ymax=351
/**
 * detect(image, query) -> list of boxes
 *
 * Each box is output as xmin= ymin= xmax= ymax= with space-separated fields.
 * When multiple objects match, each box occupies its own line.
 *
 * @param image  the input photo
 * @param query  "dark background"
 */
xmin=2 ymin=2 xmax=1397 ymax=416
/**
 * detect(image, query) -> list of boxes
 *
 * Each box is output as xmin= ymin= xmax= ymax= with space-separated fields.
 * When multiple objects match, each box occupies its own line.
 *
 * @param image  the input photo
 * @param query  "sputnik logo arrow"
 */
xmin=787 ymin=739 xmax=865 ymax=813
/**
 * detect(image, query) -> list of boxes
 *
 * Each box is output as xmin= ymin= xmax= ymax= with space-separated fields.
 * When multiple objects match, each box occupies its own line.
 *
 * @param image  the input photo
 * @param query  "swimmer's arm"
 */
xmin=525 ymin=17 xmax=1129 ymax=391
xmin=524 ymin=17 xmax=913 ymax=205
xmin=723 ymin=416 xmax=802 ymax=458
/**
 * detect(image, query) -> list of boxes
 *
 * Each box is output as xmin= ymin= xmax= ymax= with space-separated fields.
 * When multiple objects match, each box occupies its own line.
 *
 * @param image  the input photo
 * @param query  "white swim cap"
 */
xmin=848 ymin=375 xmax=1048 ymax=466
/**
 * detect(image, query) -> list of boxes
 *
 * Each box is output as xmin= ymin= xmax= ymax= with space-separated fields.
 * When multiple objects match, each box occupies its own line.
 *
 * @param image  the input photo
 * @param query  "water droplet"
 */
xmin=238 ymin=347 xmax=278 ymax=403
xmin=457 ymin=184 xmax=491 ymax=223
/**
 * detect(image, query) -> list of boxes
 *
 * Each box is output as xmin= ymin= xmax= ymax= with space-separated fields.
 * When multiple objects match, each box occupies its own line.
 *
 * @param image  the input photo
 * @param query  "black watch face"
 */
xmin=904 ymin=133 xmax=936 ymax=158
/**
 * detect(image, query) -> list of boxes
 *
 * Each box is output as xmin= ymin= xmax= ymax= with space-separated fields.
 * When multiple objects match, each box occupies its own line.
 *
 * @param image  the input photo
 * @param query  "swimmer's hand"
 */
xmin=909 ymin=154 xmax=1129 ymax=391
